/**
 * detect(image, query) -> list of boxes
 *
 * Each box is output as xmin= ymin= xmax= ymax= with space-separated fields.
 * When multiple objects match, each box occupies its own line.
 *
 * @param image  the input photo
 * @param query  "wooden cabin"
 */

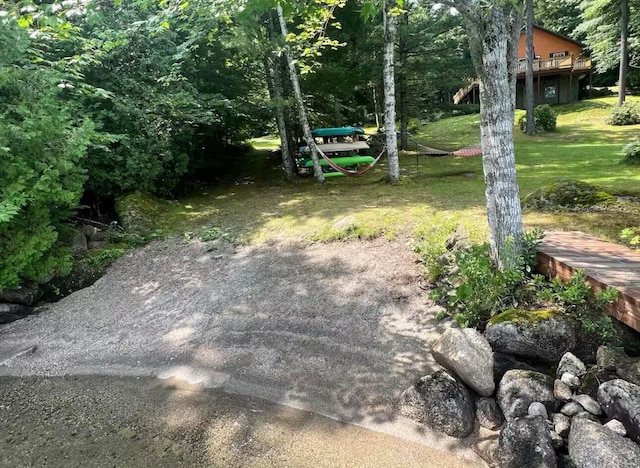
xmin=454 ymin=25 xmax=592 ymax=108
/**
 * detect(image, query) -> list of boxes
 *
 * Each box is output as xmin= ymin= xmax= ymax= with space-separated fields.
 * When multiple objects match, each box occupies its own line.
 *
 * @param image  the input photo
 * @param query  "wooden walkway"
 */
xmin=537 ymin=231 xmax=640 ymax=333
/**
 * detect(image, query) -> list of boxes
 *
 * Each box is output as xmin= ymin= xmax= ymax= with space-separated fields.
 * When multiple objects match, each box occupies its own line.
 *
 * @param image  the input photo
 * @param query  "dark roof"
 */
xmin=520 ymin=24 xmax=585 ymax=49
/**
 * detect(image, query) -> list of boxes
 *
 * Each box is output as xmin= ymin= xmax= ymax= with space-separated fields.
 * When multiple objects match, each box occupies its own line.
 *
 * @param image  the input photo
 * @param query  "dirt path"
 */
xmin=0 ymin=237 xmax=484 ymax=466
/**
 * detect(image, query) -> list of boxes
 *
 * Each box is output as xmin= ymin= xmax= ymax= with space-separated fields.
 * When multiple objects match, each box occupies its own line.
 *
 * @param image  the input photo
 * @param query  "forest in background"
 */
xmin=0 ymin=0 xmax=638 ymax=291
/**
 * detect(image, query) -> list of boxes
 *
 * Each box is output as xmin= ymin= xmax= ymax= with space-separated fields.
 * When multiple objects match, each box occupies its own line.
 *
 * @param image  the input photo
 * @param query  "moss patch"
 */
xmin=488 ymin=308 xmax=559 ymax=326
xmin=522 ymin=180 xmax=616 ymax=210
xmin=115 ymin=192 xmax=169 ymax=235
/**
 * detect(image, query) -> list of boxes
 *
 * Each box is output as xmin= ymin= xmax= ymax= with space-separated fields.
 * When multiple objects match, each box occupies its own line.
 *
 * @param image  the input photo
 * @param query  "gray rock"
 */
xmin=80 ymin=224 xmax=107 ymax=241
xmin=604 ymin=419 xmax=627 ymax=436
xmin=529 ymin=402 xmax=549 ymax=419
xmin=558 ymin=352 xmax=587 ymax=377
xmin=569 ymin=417 xmax=640 ymax=468
xmin=430 ymin=328 xmax=495 ymax=396
xmin=485 ymin=312 xmax=577 ymax=362
xmin=0 ymin=303 xmax=35 ymax=324
xmin=597 ymin=379 xmax=640 ymax=444
xmin=574 ymin=411 xmax=599 ymax=422
xmin=475 ymin=396 xmax=505 ymax=430
xmin=67 ymin=228 xmax=88 ymax=254
xmin=554 ymin=379 xmax=573 ymax=401
xmin=596 ymin=346 xmax=626 ymax=371
xmin=398 ymin=370 xmax=475 ymax=438
xmin=553 ymin=413 xmax=571 ymax=437
xmin=578 ymin=368 xmax=617 ymax=399
xmin=498 ymin=416 xmax=557 ymax=468
xmin=617 ymin=357 xmax=640 ymax=387
xmin=87 ymin=240 xmax=108 ymax=250
xmin=497 ymin=370 xmax=558 ymax=421
xmin=561 ymin=372 xmax=581 ymax=389
xmin=493 ymin=352 xmax=537 ymax=384
xmin=561 ymin=402 xmax=583 ymax=417
xmin=572 ymin=394 xmax=602 ymax=416
xmin=331 ymin=216 xmax=358 ymax=233
xmin=0 ymin=284 xmax=42 ymax=306
xmin=550 ymin=430 xmax=564 ymax=449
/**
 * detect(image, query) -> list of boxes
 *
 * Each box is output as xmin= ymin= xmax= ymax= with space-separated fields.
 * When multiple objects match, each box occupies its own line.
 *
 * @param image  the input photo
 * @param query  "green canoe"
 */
xmin=301 ymin=155 xmax=375 ymax=168
xmin=311 ymin=127 xmax=365 ymax=138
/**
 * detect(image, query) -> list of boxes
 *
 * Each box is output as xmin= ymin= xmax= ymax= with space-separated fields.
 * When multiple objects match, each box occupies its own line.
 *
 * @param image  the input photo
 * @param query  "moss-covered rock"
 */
xmin=115 ymin=191 xmax=166 ymax=234
xmin=485 ymin=309 xmax=579 ymax=362
xmin=522 ymin=180 xmax=616 ymax=210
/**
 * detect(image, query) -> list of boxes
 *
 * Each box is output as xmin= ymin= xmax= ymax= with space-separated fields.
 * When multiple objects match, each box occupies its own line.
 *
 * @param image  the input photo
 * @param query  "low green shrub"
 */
xmin=621 ymin=140 xmax=640 ymax=165
xmin=621 ymin=227 xmax=640 ymax=247
xmin=518 ymin=104 xmax=557 ymax=132
xmin=606 ymin=102 xmax=640 ymax=126
xmin=430 ymin=229 xmax=544 ymax=328
xmin=82 ymin=248 xmax=126 ymax=272
xmin=536 ymin=269 xmax=617 ymax=343
xmin=522 ymin=180 xmax=616 ymax=210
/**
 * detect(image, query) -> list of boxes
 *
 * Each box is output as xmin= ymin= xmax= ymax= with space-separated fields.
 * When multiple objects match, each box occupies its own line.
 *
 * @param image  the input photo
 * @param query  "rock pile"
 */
xmin=398 ymin=326 xmax=640 ymax=468
xmin=0 ymin=223 xmax=109 ymax=324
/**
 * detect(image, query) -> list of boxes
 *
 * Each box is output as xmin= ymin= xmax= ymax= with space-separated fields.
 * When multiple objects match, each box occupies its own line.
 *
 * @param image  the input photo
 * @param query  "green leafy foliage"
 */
xmin=607 ymin=102 xmax=640 ymax=126
xmin=622 ymin=140 xmax=640 ymax=164
xmin=621 ymin=227 xmax=640 ymax=247
xmin=518 ymin=104 xmax=557 ymax=132
xmin=0 ymin=47 xmax=95 ymax=289
xmin=82 ymin=248 xmax=126 ymax=272
xmin=430 ymin=230 xmax=544 ymax=328
xmin=536 ymin=269 xmax=618 ymax=343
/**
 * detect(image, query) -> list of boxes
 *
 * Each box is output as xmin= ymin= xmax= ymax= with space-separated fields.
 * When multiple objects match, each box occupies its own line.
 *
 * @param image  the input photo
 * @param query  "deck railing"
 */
xmin=516 ymin=56 xmax=592 ymax=74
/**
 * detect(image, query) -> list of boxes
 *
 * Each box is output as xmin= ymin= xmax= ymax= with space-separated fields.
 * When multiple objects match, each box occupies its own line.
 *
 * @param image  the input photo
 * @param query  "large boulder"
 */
xmin=498 ymin=415 xmax=557 ymax=468
xmin=115 ymin=191 xmax=166 ymax=234
xmin=617 ymin=357 xmax=640 ymax=387
xmin=597 ymin=379 xmax=640 ymax=444
xmin=497 ymin=369 xmax=558 ymax=421
xmin=568 ymin=417 xmax=640 ymax=468
xmin=0 ymin=303 xmax=35 ymax=324
xmin=430 ymin=328 xmax=494 ymax=396
xmin=398 ymin=370 xmax=475 ymax=438
xmin=0 ymin=283 xmax=42 ymax=306
xmin=485 ymin=309 xmax=578 ymax=362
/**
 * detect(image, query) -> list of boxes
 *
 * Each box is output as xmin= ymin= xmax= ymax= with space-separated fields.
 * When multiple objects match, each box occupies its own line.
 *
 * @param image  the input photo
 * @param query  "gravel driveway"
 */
xmin=0 ymin=237 xmax=483 ymax=465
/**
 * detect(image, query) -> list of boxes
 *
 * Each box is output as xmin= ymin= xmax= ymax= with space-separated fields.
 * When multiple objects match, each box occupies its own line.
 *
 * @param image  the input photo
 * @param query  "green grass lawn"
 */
xmin=152 ymin=96 xmax=640 ymax=251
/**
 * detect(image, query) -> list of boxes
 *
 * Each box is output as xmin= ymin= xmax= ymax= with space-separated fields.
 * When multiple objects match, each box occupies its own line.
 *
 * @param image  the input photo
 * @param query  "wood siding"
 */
xmin=517 ymin=27 xmax=583 ymax=59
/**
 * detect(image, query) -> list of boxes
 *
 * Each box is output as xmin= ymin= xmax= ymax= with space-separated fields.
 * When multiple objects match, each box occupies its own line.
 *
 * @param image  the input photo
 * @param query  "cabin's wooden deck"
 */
xmin=537 ymin=231 xmax=640 ymax=333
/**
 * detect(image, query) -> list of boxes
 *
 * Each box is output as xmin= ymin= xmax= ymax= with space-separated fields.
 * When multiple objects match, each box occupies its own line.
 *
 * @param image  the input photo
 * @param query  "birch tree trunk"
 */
xmin=524 ymin=0 xmax=536 ymax=135
xmin=398 ymin=11 xmax=409 ymax=151
xmin=618 ymin=0 xmax=629 ymax=106
xmin=264 ymin=55 xmax=295 ymax=180
xmin=276 ymin=6 xmax=325 ymax=183
xmin=383 ymin=0 xmax=400 ymax=181
xmin=454 ymin=1 xmax=524 ymax=269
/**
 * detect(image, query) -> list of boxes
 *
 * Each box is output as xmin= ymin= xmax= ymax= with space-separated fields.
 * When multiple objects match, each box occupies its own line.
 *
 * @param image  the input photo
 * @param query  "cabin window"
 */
xmin=544 ymin=84 xmax=557 ymax=99
xmin=551 ymin=51 xmax=568 ymax=58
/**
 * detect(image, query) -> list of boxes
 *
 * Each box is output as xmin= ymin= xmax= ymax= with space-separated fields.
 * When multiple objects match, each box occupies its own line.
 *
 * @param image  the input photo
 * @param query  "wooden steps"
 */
xmin=536 ymin=231 xmax=640 ymax=332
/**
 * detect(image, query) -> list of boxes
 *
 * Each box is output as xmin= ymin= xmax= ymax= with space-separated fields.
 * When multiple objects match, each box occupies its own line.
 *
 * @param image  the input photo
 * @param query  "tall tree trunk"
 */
xmin=525 ymin=0 xmax=536 ymax=134
xmin=459 ymin=5 xmax=524 ymax=269
xmin=398 ymin=12 xmax=409 ymax=151
xmin=264 ymin=55 xmax=295 ymax=180
xmin=383 ymin=0 xmax=400 ymax=181
xmin=618 ymin=0 xmax=629 ymax=106
xmin=276 ymin=6 xmax=325 ymax=183
xmin=372 ymin=85 xmax=381 ymax=131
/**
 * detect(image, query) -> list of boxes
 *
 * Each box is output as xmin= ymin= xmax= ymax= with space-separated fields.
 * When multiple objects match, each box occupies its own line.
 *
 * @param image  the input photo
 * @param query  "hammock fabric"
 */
xmin=314 ymin=144 xmax=387 ymax=177
xmin=452 ymin=147 xmax=483 ymax=157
